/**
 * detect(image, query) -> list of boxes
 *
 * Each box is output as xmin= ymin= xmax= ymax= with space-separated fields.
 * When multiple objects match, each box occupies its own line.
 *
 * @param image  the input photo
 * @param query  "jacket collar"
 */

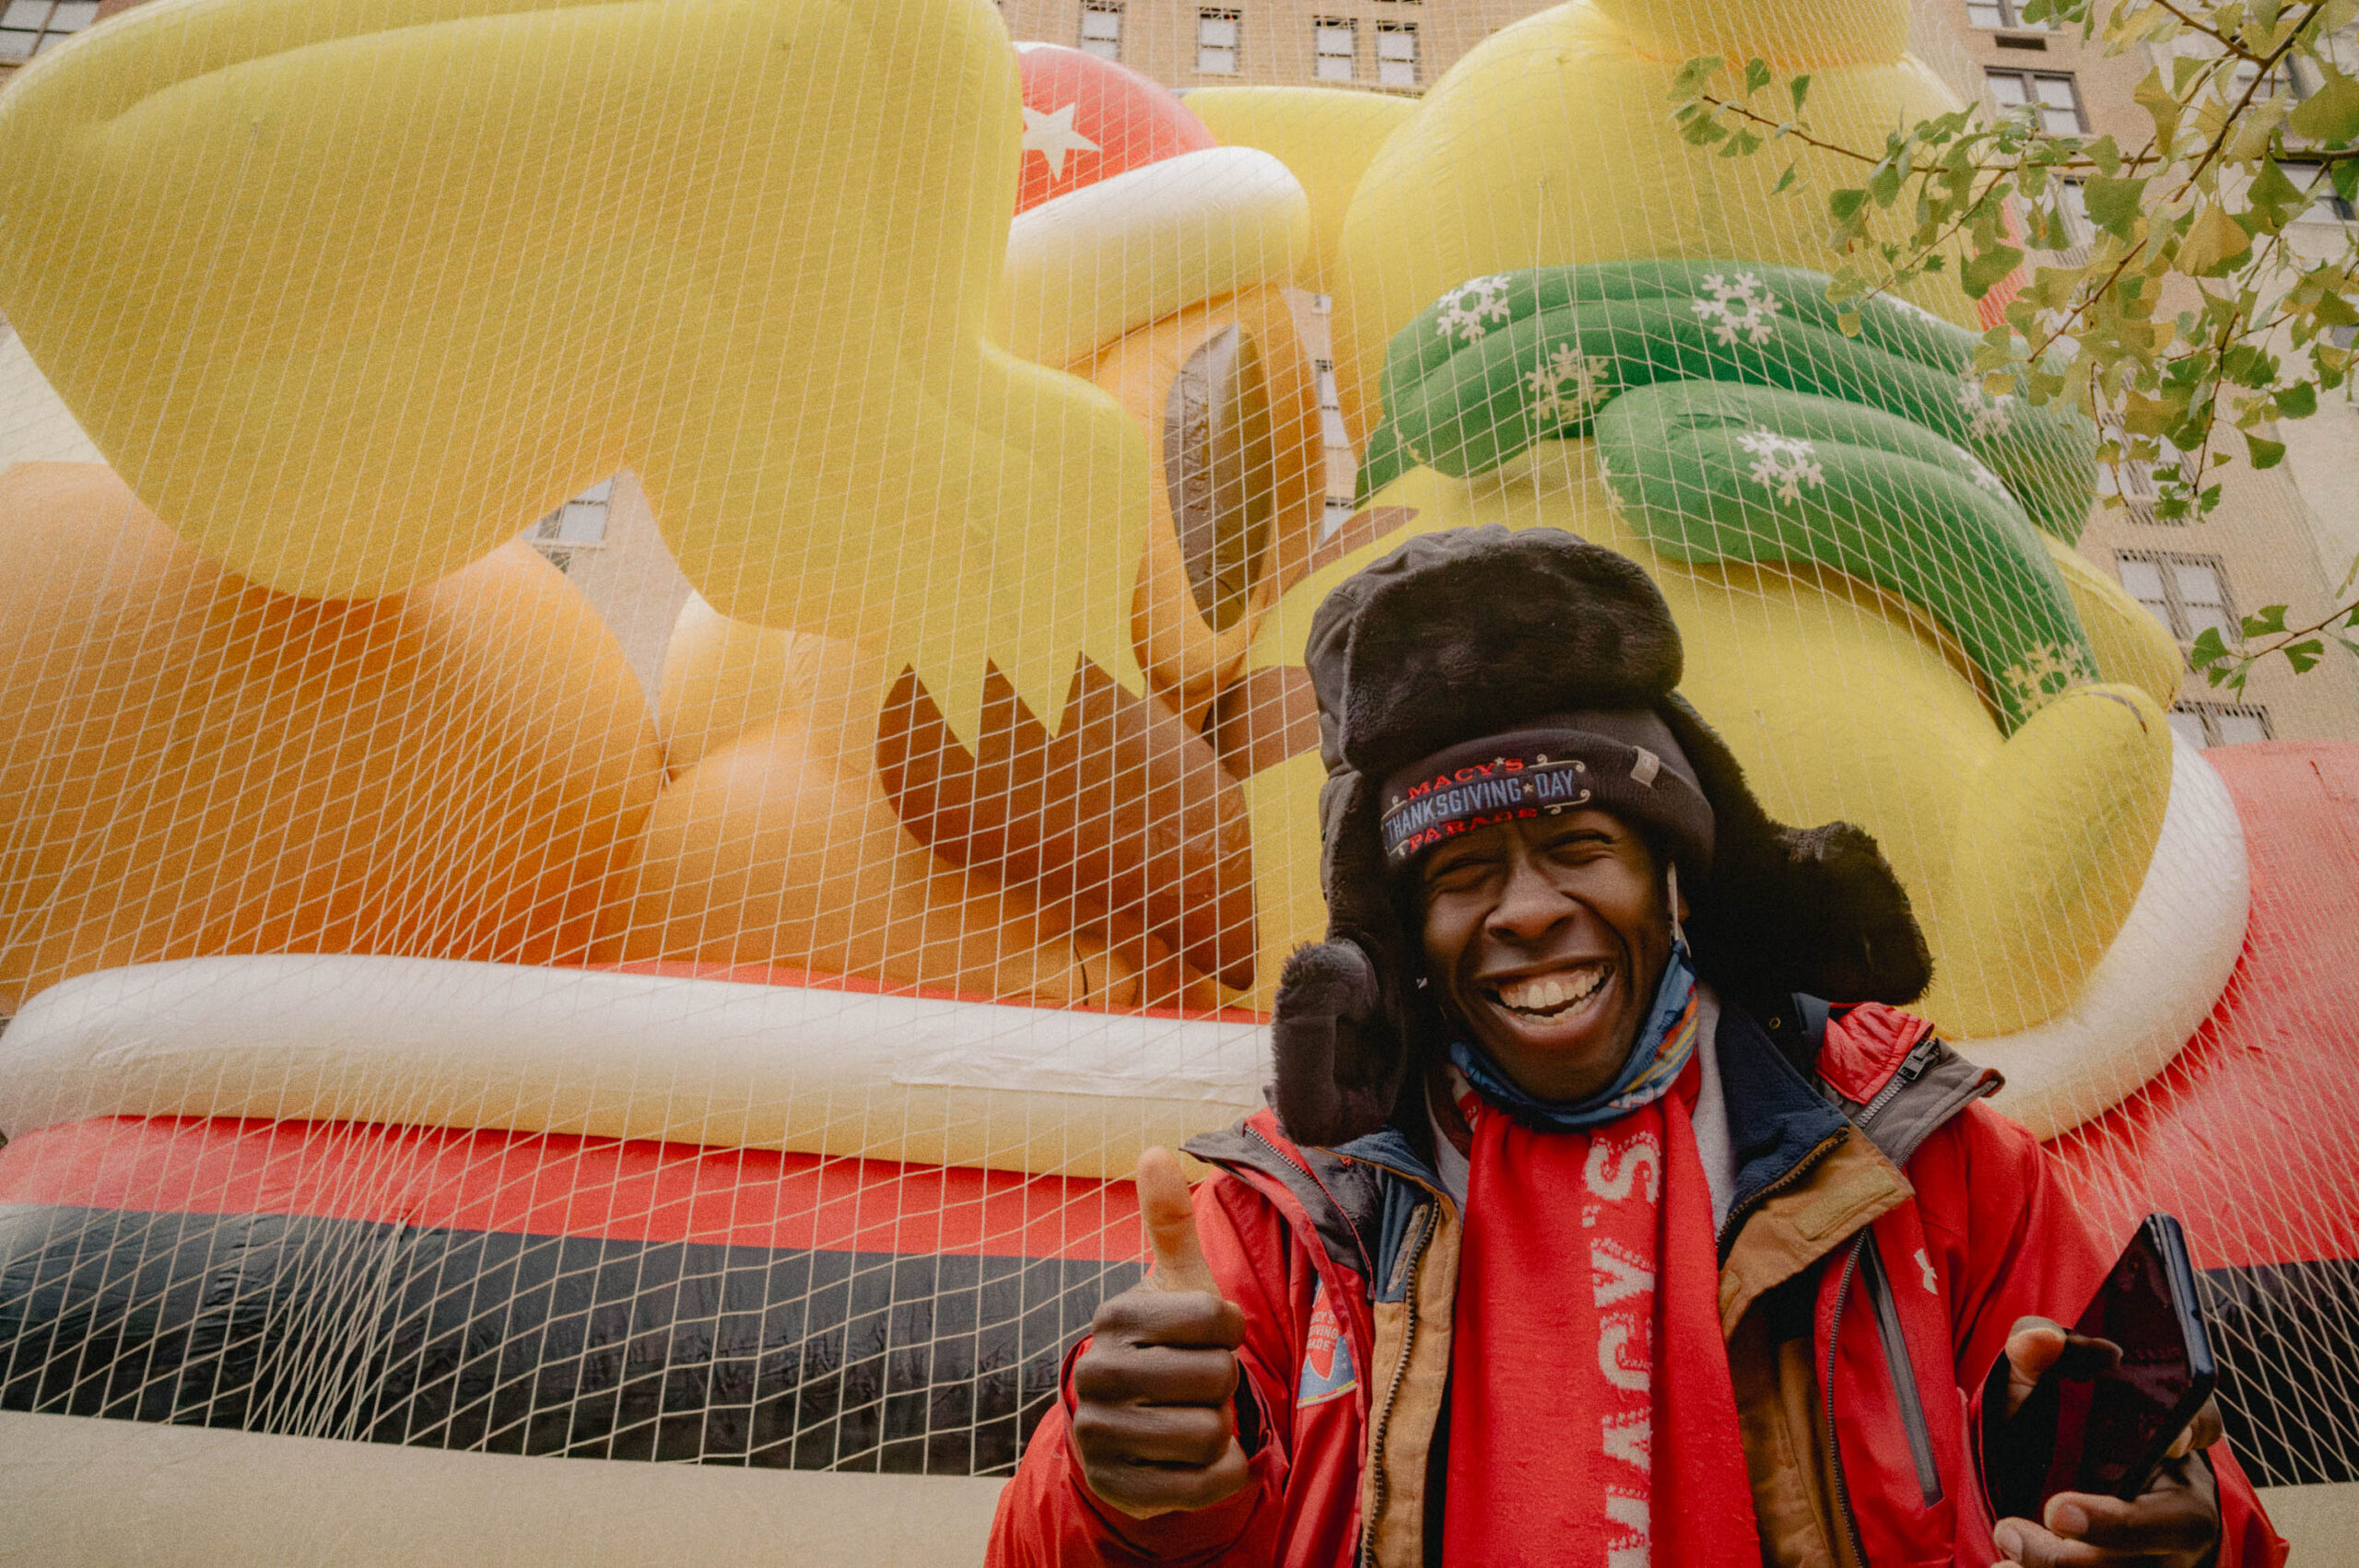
xmin=1712 ymin=1001 xmax=1851 ymax=1258
xmin=1340 ymin=1001 xmax=1846 ymax=1213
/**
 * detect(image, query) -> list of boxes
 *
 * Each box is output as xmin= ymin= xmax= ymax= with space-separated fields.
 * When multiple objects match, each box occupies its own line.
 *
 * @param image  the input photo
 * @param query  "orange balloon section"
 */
xmin=0 ymin=462 xmax=663 ymax=1011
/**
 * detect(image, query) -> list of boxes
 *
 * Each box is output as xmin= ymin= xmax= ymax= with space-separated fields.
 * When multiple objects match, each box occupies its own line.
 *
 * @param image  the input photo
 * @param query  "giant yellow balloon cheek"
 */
xmin=1085 ymin=287 xmax=1326 ymax=730
xmin=0 ymin=0 xmax=1145 ymax=740
xmin=0 ymin=462 xmax=664 ymax=1013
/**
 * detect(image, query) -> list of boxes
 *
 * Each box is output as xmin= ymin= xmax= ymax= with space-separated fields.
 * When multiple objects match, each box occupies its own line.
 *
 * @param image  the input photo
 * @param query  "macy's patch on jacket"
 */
xmin=1297 ymin=1280 xmax=1358 ymax=1407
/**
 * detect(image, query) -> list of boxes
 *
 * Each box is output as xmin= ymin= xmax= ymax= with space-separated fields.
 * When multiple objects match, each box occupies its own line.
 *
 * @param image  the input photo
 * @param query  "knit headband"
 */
xmin=1378 ymin=709 xmax=1714 ymax=878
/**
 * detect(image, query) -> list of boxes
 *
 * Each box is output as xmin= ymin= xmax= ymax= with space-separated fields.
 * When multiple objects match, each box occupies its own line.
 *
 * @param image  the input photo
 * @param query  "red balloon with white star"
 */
xmin=1012 ymin=42 xmax=1219 ymax=215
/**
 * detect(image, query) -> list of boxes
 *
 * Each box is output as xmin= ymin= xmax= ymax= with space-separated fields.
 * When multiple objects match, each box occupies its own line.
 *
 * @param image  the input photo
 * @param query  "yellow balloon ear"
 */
xmin=0 ymin=0 xmax=1144 ymax=742
xmin=1183 ymin=87 xmax=1419 ymax=293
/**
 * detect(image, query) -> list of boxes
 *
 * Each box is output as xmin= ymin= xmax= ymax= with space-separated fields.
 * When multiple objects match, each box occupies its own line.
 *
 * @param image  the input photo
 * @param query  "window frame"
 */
xmin=1196 ymin=8 xmax=1242 ymax=76
xmin=0 ymin=0 xmax=99 ymax=64
xmin=1313 ymin=16 xmax=1356 ymax=83
xmin=1375 ymin=20 xmax=1418 ymax=89
xmin=523 ymin=478 xmax=616 ymax=572
xmin=2170 ymin=700 xmax=2273 ymax=748
xmin=1965 ymin=0 xmax=2053 ymax=31
xmin=2117 ymin=549 xmax=2236 ymax=644
xmin=1985 ymin=68 xmax=2088 ymax=135
xmin=2095 ymin=420 xmax=2193 ymax=524
xmin=1079 ymin=1 xmax=1123 ymax=62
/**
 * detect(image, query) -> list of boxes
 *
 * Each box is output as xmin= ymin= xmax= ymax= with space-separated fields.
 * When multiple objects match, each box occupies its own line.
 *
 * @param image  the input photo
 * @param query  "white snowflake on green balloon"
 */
xmin=1435 ymin=275 xmax=1514 ymax=343
xmin=1691 ymin=272 xmax=1782 ymax=347
xmin=1738 ymin=427 xmax=1824 ymax=504
xmin=1958 ymin=369 xmax=2018 ymax=441
xmin=1526 ymin=345 xmax=1614 ymax=425
xmin=1949 ymin=441 xmax=2010 ymax=495
xmin=2001 ymin=641 xmax=2097 ymax=716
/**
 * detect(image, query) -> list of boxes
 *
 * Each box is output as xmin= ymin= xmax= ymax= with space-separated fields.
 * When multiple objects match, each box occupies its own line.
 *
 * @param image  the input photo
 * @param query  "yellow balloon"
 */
xmin=0 ymin=462 xmax=664 ymax=1013
xmin=1232 ymin=444 xmax=2174 ymax=1040
xmin=1328 ymin=0 xmax=1978 ymax=446
xmin=0 ymin=0 xmax=1151 ymax=741
xmin=1182 ymin=87 xmax=1420 ymax=293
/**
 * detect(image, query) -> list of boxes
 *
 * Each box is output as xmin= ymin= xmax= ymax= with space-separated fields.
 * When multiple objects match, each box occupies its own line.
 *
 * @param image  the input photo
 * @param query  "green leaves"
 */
xmin=1668 ymin=55 xmax=1723 ymax=99
xmin=1964 ymin=244 xmax=2026 ymax=299
xmin=1664 ymin=11 xmax=2359 ymax=674
xmin=2290 ymin=65 xmax=2359 ymax=144
xmin=2242 ymin=159 xmax=2306 ymax=233
xmin=2083 ymin=174 xmax=2147 ymax=240
xmin=2178 ymin=204 xmax=2255 ymax=274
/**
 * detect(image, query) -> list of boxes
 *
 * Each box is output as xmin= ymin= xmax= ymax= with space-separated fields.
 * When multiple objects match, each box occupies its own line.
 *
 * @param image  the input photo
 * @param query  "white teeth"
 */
xmin=1496 ymin=967 xmax=1605 ymax=1015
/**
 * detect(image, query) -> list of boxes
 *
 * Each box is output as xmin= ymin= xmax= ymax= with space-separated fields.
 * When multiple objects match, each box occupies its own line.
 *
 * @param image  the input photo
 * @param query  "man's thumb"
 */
xmin=2001 ymin=1316 xmax=2068 ymax=1419
xmin=1137 ymin=1146 xmax=1221 ymax=1297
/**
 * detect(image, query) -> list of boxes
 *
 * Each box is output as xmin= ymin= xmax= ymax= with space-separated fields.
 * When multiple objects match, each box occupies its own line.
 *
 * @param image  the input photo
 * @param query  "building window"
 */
xmin=1376 ymin=23 xmax=1418 ymax=88
xmin=1986 ymin=70 xmax=2086 ymax=135
xmin=0 ymin=1 xmax=97 ymax=62
xmin=1197 ymin=9 xmax=1240 ymax=75
xmin=2031 ymin=178 xmax=2095 ymax=263
xmin=523 ymin=478 xmax=614 ymax=571
xmin=2170 ymin=701 xmax=2272 ymax=748
xmin=1313 ymin=358 xmax=1350 ymax=449
xmin=1080 ymin=2 xmax=1122 ymax=61
xmin=2118 ymin=552 xmax=2235 ymax=643
xmin=2278 ymin=160 xmax=2356 ymax=221
xmin=2229 ymin=58 xmax=2298 ymax=98
xmin=1966 ymin=0 xmax=2051 ymax=29
xmin=2096 ymin=423 xmax=2190 ymax=524
xmin=1314 ymin=18 xmax=1356 ymax=82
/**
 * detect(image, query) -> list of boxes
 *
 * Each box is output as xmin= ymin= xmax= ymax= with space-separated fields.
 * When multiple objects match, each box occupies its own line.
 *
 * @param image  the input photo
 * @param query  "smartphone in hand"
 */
xmin=1984 ymin=1213 xmax=2218 ymax=1522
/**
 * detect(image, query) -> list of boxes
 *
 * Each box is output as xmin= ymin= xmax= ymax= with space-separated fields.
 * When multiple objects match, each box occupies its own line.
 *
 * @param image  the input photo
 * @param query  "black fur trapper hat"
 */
xmin=1271 ymin=525 xmax=1933 ymax=1148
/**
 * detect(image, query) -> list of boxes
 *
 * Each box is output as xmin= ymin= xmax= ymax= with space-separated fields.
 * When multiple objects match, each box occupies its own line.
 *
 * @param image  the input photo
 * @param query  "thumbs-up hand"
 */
xmin=1072 ymin=1148 xmax=1253 ymax=1519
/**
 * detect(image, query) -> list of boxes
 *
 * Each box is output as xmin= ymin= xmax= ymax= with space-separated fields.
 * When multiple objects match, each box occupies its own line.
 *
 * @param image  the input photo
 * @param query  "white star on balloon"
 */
xmin=1020 ymin=102 xmax=1100 ymax=180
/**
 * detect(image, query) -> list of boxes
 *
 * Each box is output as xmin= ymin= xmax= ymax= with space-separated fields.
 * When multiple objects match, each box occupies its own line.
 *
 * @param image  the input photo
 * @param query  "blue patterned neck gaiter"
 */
xmin=1447 ymin=939 xmax=1702 ymax=1133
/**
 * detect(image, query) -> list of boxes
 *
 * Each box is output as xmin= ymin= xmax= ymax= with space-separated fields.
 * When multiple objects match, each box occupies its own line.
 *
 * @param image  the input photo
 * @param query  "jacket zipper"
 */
xmin=1358 ymin=1197 xmax=1439 ymax=1568
xmin=1716 ymin=1126 xmax=1846 ymax=1259
xmin=1854 ymin=1036 xmax=1942 ymax=1129
xmin=1859 ymin=1232 xmax=1944 ymax=1505
xmin=1825 ymin=1235 xmax=1872 ymax=1568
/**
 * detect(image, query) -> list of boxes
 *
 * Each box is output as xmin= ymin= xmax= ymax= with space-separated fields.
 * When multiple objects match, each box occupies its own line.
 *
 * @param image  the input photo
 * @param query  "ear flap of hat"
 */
xmin=1659 ymin=695 xmax=1933 ymax=1008
xmin=1269 ymin=769 xmax=1420 ymax=1147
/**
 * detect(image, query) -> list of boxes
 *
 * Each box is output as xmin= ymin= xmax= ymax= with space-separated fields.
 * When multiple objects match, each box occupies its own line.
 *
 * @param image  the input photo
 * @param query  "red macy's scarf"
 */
xmin=1441 ymin=1049 xmax=1761 ymax=1567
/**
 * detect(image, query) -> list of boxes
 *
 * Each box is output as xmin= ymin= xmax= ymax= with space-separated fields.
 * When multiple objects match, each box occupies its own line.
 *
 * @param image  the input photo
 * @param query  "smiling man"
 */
xmin=988 ymin=527 xmax=2285 ymax=1568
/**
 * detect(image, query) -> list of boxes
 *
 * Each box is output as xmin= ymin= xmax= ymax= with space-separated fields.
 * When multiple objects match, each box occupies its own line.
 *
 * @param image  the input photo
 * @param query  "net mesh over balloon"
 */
xmin=0 ymin=0 xmax=2348 ymax=1510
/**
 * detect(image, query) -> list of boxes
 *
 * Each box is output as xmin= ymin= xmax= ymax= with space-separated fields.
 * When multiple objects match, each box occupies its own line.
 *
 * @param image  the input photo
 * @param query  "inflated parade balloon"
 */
xmin=0 ymin=1 xmax=2348 ymax=1562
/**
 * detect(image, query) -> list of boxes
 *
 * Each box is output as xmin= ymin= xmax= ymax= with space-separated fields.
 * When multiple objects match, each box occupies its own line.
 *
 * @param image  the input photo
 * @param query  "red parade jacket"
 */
xmin=988 ymin=1002 xmax=2287 ymax=1568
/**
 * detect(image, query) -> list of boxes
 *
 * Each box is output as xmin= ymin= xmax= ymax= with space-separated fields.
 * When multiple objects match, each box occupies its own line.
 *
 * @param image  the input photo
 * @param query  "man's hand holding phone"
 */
xmin=1991 ymin=1314 xmax=2224 ymax=1568
xmin=1071 ymin=1147 xmax=1253 ymax=1520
